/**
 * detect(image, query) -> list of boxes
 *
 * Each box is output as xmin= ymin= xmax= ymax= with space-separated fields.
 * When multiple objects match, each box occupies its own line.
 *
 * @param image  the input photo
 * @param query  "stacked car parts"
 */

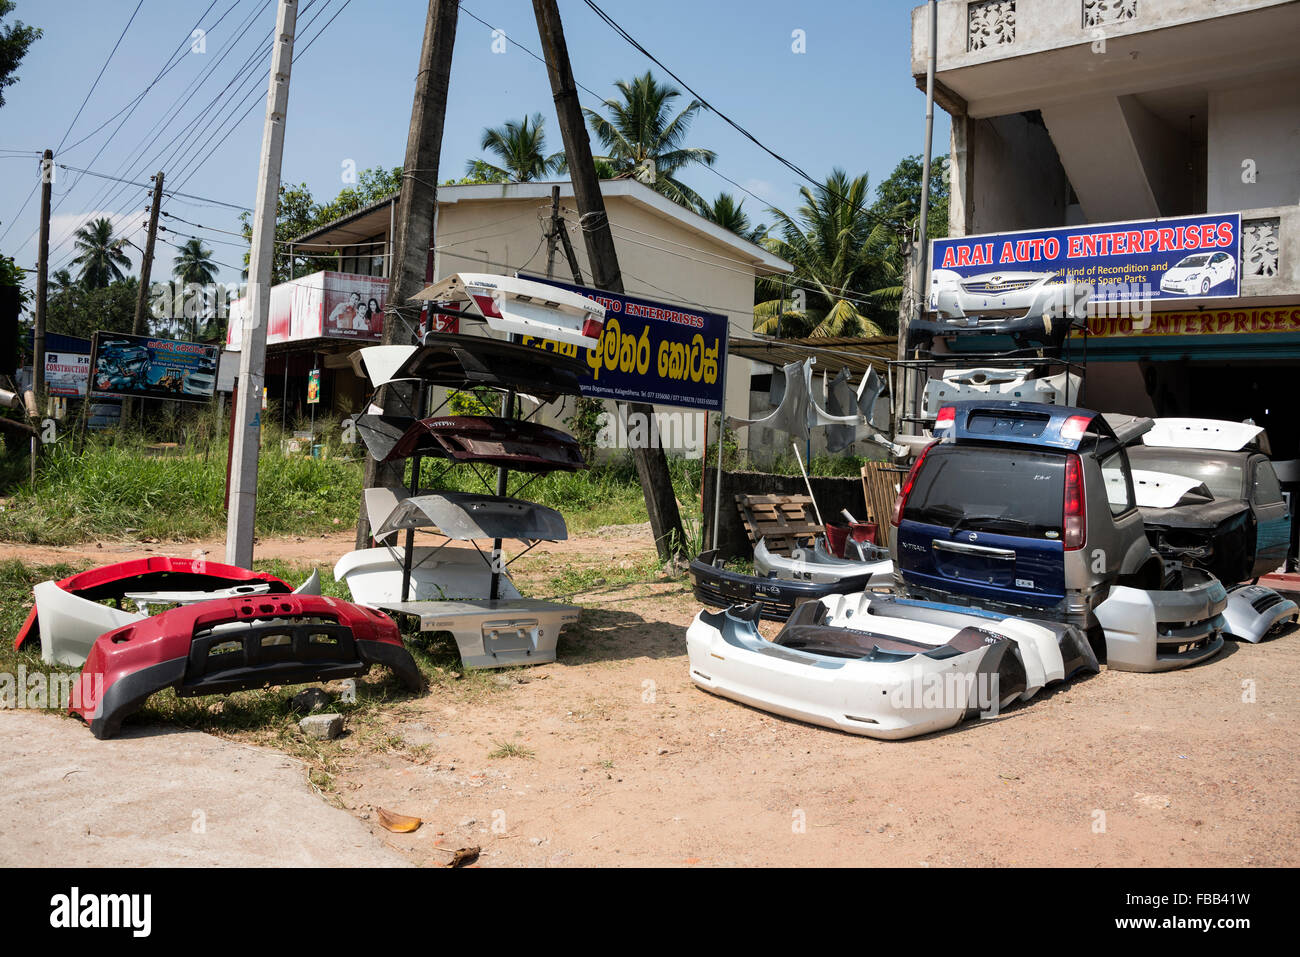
xmin=340 ymin=281 xmax=601 ymax=669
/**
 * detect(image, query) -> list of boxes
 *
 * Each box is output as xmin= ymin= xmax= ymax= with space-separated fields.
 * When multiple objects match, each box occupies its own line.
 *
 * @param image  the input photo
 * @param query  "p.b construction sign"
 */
xmin=517 ymin=274 xmax=727 ymax=412
xmin=930 ymin=212 xmax=1241 ymax=304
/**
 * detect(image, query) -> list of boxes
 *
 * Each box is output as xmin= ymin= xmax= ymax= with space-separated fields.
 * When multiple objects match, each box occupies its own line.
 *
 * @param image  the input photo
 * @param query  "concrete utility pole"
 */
xmin=899 ymin=0 xmax=938 ymax=436
xmin=533 ymin=0 xmax=687 ymax=562
xmin=32 ymin=149 xmax=52 ymax=405
xmin=226 ymin=0 xmax=298 ymax=569
xmin=354 ymin=0 xmax=459 ymax=549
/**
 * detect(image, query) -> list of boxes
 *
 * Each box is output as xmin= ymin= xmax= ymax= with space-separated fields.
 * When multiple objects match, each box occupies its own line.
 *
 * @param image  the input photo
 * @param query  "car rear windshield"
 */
xmin=1126 ymin=447 xmax=1245 ymax=500
xmin=904 ymin=444 xmax=1065 ymax=539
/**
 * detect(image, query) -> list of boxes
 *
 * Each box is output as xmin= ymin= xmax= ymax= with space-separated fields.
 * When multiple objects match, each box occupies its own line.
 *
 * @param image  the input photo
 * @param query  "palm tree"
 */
xmin=467 ymin=113 xmax=562 ymax=183
xmin=173 ymin=238 xmax=217 ymax=287
xmin=173 ymin=239 xmax=218 ymax=339
xmin=49 ymin=267 xmax=76 ymax=293
xmin=754 ymin=169 xmax=901 ymax=339
xmin=71 ymin=217 xmax=132 ymax=289
xmin=584 ymin=71 xmax=716 ymax=208
xmin=697 ymin=192 xmax=766 ymax=244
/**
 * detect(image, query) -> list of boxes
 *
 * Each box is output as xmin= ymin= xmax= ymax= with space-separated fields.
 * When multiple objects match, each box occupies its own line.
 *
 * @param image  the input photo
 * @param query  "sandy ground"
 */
xmin=4 ymin=528 xmax=1298 ymax=867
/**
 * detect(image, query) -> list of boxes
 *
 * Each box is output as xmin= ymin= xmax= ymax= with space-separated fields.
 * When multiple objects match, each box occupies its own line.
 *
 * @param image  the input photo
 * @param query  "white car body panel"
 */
xmin=685 ymin=592 xmax=1073 ymax=739
xmin=334 ymin=546 xmax=520 ymax=605
xmin=411 ymin=272 xmax=605 ymax=349
xmin=1124 ymin=469 xmax=1209 ymax=509
xmin=33 ymin=580 xmax=143 ymax=667
xmin=350 ymin=345 xmax=418 ymax=388
xmin=1142 ymin=417 xmax=1263 ymax=452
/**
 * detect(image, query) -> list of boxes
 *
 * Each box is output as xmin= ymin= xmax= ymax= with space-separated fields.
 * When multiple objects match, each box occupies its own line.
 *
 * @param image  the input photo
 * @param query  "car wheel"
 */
xmin=1201 ymin=277 xmax=1211 ymax=294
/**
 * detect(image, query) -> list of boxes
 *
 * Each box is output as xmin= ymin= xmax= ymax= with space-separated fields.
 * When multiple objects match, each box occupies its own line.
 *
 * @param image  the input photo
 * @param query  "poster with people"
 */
xmin=322 ymin=273 xmax=387 ymax=340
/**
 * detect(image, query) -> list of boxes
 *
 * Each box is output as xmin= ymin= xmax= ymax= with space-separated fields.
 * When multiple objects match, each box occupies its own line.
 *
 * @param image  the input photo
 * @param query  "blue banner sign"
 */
xmin=90 ymin=331 xmax=220 ymax=402
xmin=929 ymin=212 xmax=1242 ymax=305
xmin=519 ymin=274 xmax=728 ymax=412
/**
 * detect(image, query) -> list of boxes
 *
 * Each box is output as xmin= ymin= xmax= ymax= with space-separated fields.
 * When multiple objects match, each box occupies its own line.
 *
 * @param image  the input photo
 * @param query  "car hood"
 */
xmin=1163 ymin=266 xmax=1203 ymax=281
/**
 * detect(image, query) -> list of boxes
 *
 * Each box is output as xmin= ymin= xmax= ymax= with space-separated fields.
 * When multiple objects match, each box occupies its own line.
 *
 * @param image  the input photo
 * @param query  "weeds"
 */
xmin=489 ymin=740 xmax=535 ymax=760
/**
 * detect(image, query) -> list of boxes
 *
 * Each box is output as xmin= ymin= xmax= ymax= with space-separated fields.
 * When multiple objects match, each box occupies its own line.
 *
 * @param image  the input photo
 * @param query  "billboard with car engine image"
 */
xmin=90 ymin=331 xmax=220 ymax=402
xmin=928 ymin=212 xmax=1242 ymax=313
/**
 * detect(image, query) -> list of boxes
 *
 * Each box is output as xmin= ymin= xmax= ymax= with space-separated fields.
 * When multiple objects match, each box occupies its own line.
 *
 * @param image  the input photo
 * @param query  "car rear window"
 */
xmin=1126 ymin=447 xmax=1245 ymax=501
xmin=904 ymin=444 xmax=1065 ymax=539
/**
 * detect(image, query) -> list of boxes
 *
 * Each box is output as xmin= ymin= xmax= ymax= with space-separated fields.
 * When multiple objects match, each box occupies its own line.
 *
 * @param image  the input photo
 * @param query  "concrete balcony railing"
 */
xmin=911 ymin=0 xmax=1300 ymax=116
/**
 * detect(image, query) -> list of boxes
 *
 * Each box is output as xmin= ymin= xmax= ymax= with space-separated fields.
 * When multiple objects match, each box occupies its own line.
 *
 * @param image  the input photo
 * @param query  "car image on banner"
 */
xmin=1159 ymin=251 xmax=1238 ymax=296
xmin=90 ymin=331 xmax=221 ymax=402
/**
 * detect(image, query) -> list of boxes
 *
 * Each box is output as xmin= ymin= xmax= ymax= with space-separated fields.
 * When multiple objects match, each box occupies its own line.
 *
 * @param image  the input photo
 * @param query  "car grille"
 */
xmin=691 ymin=580 xmax=797 ymax=622
xmin=961 ymin=279 xmax=1038 ymax=295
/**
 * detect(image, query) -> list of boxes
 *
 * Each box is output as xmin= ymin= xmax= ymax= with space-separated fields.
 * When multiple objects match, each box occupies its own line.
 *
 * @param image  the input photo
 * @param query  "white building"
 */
xmin=912 ymin=0 xmax=1300 ymax=457
xmin=274 ymin=177 xmax=791 ymax=456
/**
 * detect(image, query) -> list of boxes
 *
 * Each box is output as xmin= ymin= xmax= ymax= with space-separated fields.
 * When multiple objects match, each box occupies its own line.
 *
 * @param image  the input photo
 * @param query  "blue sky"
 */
xmin=0 ymin=0 xmax=947 ymax=287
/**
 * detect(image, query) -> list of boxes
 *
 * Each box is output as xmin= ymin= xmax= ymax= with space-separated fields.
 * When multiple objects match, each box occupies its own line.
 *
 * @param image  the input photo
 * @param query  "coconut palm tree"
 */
xmin=173 ymin=238 xmax=217 ymax=287
xmin=71 ymin=217 xmax=132 ymax=289
xmin=172 ymin=239 xmax=218 ymax=339
xmin=583 ymin=71 xmax=716 ymax=208
xmin=467 ymin=113 xmax=562 ymax=183
xmin=753 ymin=169 xmax=901 ymax=338
xmin=697 ymin=192 xmax=766 ymax=244
xmin=49 ymin=267 xmax=76 ymax=293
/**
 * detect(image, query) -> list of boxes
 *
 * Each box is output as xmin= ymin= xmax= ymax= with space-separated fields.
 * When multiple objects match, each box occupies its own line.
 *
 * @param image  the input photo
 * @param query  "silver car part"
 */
xmin=1094 ymin=567 xmax=1227 ymax=672
xmin=375 ymin=598 xmax=580 ymax=669
xmin=334 ymin=545 xmax=521 ymax=605
xmin=1221 ymin=583 xmax=1299 ymax=643
xmin=374 ymin=492 xmax=568 ymax=544
xmin=754 ymin=536 xmax=892 ymax=586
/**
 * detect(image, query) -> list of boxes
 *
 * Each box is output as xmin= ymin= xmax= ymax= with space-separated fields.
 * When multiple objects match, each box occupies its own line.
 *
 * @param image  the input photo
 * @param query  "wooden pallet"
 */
xmin=735 ymin=493 xmax=820 ymax=555
xmin=860 ymin=462 xmax=906 ymax=547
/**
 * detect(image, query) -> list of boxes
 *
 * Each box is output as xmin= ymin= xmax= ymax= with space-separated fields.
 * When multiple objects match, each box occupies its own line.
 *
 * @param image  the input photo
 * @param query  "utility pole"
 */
xmin=533 ymin=0 xmax=686 ymax=562
xmin=32 ymin=149 xmax=52 ymax=407
xmin=899 ymin=0 xmax=938 ymax=437
xmin=226 ymin=0 xmax=298 ymax=569
xmin=125 ymin=170 xmax=164 ymax=422
xmin=133 ymin=172 xmax=164 ymax=337
xmin=354 ymin=0 xmax=459 ymax=549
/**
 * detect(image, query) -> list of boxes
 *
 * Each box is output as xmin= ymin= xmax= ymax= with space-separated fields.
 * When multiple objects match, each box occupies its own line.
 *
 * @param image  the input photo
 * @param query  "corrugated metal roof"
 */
xmin=727 ymin=335 xmax=898 ymax=376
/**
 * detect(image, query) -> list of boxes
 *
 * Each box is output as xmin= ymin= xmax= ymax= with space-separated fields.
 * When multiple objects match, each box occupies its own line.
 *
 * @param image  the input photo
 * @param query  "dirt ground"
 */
xmin=5 ymin=527 xmax=1299 ymax=867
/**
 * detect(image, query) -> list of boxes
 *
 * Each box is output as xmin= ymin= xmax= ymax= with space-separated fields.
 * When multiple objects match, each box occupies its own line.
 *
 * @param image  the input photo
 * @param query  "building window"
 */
xmin=1083 ymin=0 xmax=1138 ymax=29
xmin=968 ymin=1 xmax=1016 ymax=52
xmin=1242 ymin=218 xmax=1280 ymax=279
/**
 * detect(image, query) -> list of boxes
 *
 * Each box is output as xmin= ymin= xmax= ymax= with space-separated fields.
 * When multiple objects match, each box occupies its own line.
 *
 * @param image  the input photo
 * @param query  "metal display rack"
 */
xmin=360 ymin=302 xmax=588 ymax=668
xmin=891 ymin=317 xmax=1091 ymax=433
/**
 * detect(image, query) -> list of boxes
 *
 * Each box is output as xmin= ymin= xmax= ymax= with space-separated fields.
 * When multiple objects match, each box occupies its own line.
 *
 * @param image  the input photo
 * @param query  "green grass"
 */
xmin=0 ymin=419 xmax=870 ymax=548
xmin=488 ymin=740 xmax=535 ymax=760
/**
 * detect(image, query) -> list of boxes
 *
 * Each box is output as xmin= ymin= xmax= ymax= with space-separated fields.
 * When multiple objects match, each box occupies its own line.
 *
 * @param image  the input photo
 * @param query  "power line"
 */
xmin=45 ymin=0 xmax=277 ymax=272
xmin=55 ymin=0 xmax=146 ymax=154
xmin=57 ymin=1 xmax=225 ymax=155
xmin=43 ymin=2 xmax=271 ymax=269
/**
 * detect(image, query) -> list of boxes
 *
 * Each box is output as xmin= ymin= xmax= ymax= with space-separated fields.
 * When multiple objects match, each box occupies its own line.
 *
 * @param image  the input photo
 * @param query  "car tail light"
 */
xmin=1060 ymin=414 xmax=1093 ymax=443
xmin=891 ymin=442 xmax=934 ymax=527
xmin=934 ymin=406 xmax=956 ymax=430
xmin=581 ymin=317 xmax=605 ymax=341
xmin=1063 ymin=452 xmax=1086 ymax=550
